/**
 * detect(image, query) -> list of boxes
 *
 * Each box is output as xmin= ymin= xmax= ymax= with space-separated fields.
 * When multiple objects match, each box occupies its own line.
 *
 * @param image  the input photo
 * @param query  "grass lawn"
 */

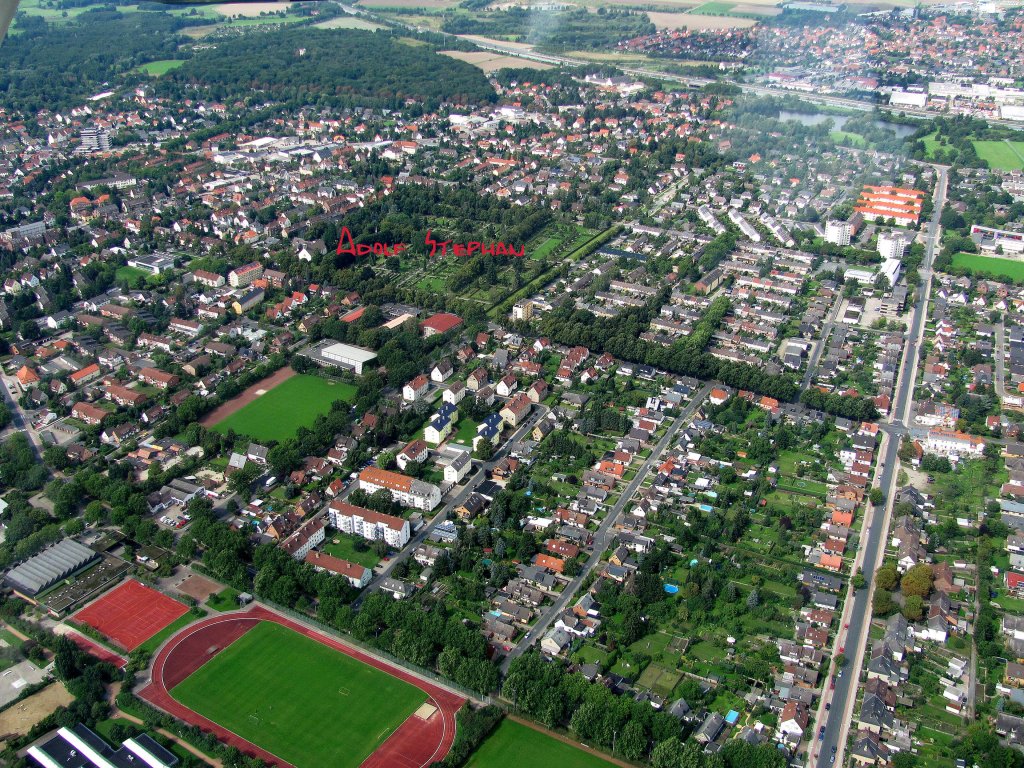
xmin=135 ymin=59 xmax=185 ymax=76
xmin=136 ymin=612 xmax=197 ymax=655
xmin=830 ymin=130 xmax=866 ymax=147
xmin=776 ymin=476 xmax=828 ymax=498
xmin=322 ymin=532 xmax=382 ymax=569
xmin=115 ymin=266 xmax=154 ymax=285
xmin=207 ymin=587 xmax=241 ymax=612
xmin=466 ymin=720 xmax=616 ymax=768
xmin=212 ymin=374 xmax=357 ymax=442
xmin=573 ymin=644 xmax=609 ymax=666
xmin=951 ymin=252 xmax=1024 ymax=281
xmin=530 ymin=236 xmax=563 ymax=261
xmin=776 ymin=450 xmax=815 ymax=476
xmin=450 ymin=417 xmax=480 ymax=447
xmin=690 ymin=640 xmax=726 ymax=662
xmin=973 ymin=140 xmax=1024 ymax=171
xmin=171 ymin=622 xmax=424 ymax=768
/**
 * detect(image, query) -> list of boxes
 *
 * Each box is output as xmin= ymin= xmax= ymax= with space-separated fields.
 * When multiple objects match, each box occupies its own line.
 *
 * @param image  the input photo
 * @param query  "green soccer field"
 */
xmin=951 ymin=252 xmax=1024 ymax=281
xmin=212 ymin=374 xmax=357 ymax=442
xmin=973 ymin=140 xmax=1024 ymax=171
xmin=466 ymin=720 xmax=617 ymax=768
xmin=171 ymin=622 xmax=426 ymax=768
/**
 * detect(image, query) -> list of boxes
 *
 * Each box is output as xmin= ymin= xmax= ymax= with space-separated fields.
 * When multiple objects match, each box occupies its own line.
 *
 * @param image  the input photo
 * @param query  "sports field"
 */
xmin=75 ymin=580 xmax=189 ymax=652
xmin=170 ymin=621 xmax=426 ymax=768
xmin=135 ymin=59 xmax=185 ymax=76
xmin=952 ymin=252 xmax=1024 ymax=281
xmin=974 ymin=140 xmax=1024 ymax=171
xmin=211 ymin=373 xmax=357 ymax=442
xmin=466 ymin=720 xmax=617 ymax=768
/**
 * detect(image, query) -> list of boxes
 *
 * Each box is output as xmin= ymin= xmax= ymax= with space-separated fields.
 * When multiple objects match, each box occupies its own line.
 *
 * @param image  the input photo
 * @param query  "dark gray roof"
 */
xmin=6 ymin=539 xmax=98 ymax=596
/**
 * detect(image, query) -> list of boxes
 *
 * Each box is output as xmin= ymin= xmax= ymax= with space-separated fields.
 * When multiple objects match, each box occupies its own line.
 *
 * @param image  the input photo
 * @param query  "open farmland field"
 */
xmin=466 ymin=720 xmax=618 ymax=768
xmin=208 ymin=372 xmax=356 ymax=442
xmin=646 ymin=10 xmax=758 ymax=28
xmin=215 ymin=2 xmax=293 ymax=16
xmin=440 ymin=50 xmax=552 ymax=72
xmin=315 ymin=15 xmax=387 ymax=29
xmin=358 ymin=0 xmax=458 ymax=8
xmin=171 ymin=621 xmax=426 ymax=768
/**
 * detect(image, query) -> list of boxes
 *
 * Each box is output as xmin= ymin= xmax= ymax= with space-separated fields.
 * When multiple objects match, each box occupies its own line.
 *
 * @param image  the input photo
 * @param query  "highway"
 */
xmin=499 ymin=382 xmax=713 ymax=673
xmin=809 ymin=166 xmax=947 ymax=768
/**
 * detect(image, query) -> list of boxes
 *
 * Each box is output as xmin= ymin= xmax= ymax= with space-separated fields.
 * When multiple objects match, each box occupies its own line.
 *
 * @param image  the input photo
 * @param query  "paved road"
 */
xmin=996 ymin=318 xmax=1008 ymax=402
xmin=499 ymin=382 xmax=713 ymax=673
xmin=0 ymin=375 xmax=43 ymax=459
xmin=355 ymin=405 xmax=550 ymax=602
xmin=810 ymin=166 xmax=947 ymax=768
xmin=802 ymin=291 xmax=845 ymax=390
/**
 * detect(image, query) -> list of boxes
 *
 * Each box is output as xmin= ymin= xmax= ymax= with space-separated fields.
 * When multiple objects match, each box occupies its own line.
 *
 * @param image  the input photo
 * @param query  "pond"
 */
xmin=777 ymin=109 xmax=917 ymax=139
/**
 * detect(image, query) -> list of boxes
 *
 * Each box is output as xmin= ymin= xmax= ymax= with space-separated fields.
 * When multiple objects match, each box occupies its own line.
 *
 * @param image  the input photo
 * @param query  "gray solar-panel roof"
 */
xmin=5 ymin=539 xmax=98 ymax=596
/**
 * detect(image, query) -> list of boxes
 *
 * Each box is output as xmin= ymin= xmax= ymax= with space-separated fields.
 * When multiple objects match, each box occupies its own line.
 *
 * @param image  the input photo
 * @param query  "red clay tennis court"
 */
xmin=75 ymin=580 xmax=189 ymax=651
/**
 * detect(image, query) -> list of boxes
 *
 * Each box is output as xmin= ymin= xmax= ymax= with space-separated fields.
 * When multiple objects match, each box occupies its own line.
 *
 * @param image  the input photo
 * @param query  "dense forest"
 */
xmin=164 ymin=28 xmax=497 ymax=111
xmin=442 ymin=8 xmax=655 ymax=51
xmin=0 ymin=9 xmax=187 ymax=113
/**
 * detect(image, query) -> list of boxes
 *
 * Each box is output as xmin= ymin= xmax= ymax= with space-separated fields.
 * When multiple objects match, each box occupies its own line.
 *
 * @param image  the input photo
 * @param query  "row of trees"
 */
xmin=537 ymin=297 xmax=800 ymax=402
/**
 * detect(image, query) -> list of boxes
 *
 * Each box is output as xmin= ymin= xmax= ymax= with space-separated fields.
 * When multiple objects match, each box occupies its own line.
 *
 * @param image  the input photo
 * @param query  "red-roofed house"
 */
xmin=69 ymin=363 xmax=101 ymax=387
xmin=420 ymin=312 xmax=463 ymax=337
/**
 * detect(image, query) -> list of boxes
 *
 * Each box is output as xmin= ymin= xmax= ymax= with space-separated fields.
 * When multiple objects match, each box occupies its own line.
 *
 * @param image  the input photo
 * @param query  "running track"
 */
xmin=139 ymin=606 xmax=463 ymax=768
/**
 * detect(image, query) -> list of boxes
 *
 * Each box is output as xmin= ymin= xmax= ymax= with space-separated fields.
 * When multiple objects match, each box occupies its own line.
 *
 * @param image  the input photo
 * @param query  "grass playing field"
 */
xmin=212 ymin=374 xmax=357 ymax=442
xmin=466 ymin=720 xmax=617 ymax=768
xmin=973 ymin=140 xmax=1024 ymax=171
xmin=951 ymin=252 xmax=1024 ymax=281
xmin=171 ymin=622 xmax=425 ymax=768
xmin=135 ymin=59 xmax=185 ymax=76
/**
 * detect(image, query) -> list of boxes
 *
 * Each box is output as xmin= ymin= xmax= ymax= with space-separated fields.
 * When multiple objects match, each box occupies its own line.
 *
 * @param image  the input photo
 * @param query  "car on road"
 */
xmin=825 ymin=702 xmax=830 ymax=711
xmin=818 ymin=726 xmax=826 ymax=741
xmin=830 ymin=676 xmax=836 ymax=690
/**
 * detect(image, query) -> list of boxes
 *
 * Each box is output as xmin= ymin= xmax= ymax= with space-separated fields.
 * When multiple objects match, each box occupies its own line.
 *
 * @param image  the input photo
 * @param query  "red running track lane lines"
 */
xmin=139 ymin=606 xmax=464 ymax=768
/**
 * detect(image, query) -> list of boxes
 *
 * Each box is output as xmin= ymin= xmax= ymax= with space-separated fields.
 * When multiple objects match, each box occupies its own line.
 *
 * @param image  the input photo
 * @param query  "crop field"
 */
xmin=314 ymin=15 xmax=387 ymax=29
xmin=951 ymin=252 xmax=1024 ymax=282
xmin=211 ymin=374 xmax=356 ymax=442
xmin=466 ymin=720 xmax=617 ymax=768
xmin=171 ymin=622 xmax=426 ymax=768
xmin=440 ymin=50 xmax=552 ymax=72
xmin=645 ymin=11 xmax=758 ymax=28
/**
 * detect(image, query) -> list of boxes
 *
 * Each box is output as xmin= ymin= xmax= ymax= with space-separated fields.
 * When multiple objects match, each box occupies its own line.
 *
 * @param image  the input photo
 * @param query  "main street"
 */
xmin=810 ymin=165 xmax=947 ymax=768
xmin=500 ymin=382 xmax=713 ymax=673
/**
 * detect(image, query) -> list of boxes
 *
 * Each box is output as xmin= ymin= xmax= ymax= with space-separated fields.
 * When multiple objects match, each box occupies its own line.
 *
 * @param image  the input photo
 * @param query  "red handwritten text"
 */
xmin=336 ymin=226 xmax=408 ymax=257
xmin=335 ymin=226 xmax=524 ymax=258
xmin=424 ymin=230 xmax=525 ymax=258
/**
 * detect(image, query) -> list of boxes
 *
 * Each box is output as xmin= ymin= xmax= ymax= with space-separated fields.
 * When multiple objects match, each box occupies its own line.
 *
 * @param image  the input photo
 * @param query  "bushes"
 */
xmin=431 ymin=705 xmax=503 ymax=768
